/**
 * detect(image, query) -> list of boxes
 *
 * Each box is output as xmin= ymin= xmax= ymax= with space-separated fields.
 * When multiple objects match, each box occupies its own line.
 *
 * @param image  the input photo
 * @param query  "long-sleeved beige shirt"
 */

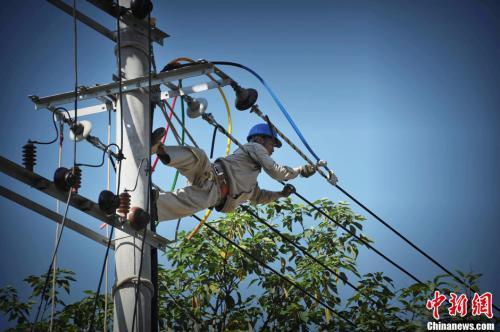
xmin=216 ymin=142 xmax=300 ymax=212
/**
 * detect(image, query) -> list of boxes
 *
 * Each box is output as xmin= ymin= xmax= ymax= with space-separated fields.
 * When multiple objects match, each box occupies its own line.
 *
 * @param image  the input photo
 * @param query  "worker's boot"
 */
xmin=151 ymin=127 xmax=166 ymax=155
xmin=156 ymin=145 xmax=171 ymax=165
xmin=151 ymin=127 xmax=171 ymax=165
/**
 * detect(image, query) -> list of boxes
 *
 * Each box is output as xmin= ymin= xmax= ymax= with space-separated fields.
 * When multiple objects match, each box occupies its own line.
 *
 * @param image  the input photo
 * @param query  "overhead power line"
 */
xmin=194 ymin=215 xmax=357 ymax=328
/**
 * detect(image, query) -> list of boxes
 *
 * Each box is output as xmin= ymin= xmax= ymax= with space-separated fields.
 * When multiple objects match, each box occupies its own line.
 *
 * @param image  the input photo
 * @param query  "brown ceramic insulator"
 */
xmin=70 ymin=167 xmax=82 ymax=192
xmin=22 ymin=143 xmax=36 ymax=171
xmin=117 ymin=192 xmax=131 ymax=217
xmin=128 ymin=206 xmax=150 ymax=231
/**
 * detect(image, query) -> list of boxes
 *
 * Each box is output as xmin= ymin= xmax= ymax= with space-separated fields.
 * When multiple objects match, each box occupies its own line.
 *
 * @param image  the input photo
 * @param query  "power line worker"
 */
xmin=152 ymin=123 xmax=316 ymax=221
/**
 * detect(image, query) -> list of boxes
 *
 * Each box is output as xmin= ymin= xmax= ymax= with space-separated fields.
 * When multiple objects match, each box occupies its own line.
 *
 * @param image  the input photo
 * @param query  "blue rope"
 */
xmin=212 ymin=61 xmax=332 ymax=173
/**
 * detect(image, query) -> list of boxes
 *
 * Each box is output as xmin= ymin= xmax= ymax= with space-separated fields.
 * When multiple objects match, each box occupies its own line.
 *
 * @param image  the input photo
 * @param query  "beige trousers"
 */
xmin=156 ymin=146 xmax=220 ymax=221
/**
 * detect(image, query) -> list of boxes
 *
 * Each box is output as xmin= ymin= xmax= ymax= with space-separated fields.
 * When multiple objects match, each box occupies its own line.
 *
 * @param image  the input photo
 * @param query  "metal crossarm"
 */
xmin=0 ymin=185 xmax=114 ymax=250
xmin=0 ymin=156 xmax=172 ymax=251
xmin=47 ymin=0 xmax=117 ymax=42
xmin=29 ymin=63 xmax=215 ymax=110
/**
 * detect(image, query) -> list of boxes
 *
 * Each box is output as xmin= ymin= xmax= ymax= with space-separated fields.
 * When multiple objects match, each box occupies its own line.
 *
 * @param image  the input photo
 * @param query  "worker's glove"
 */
xmin=300 ymin=164 xmax=316 ymax=178
xmin=281 ymin=184 xmax=296 ymax=197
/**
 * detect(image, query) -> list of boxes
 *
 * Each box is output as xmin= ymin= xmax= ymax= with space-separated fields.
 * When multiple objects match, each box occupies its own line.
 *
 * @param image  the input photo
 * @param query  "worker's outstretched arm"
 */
xmin=247 ymin=143 xmax=316 ymax=181
xmin=250 ymin=184 xmax=295 ymax=205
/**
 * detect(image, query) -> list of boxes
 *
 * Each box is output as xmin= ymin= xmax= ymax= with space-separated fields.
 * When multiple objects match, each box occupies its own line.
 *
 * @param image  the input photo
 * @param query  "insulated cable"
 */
xmin=88 ymin=1 xmax=127 ymax=329
xmin=211 ymin=61 xmax=321 ymax=165
xmin=169 ymin=80 xmax=186 ymax=191
xmin=32 ymin=2 xmax=80 ymax=329
xmin=32 ymin=191 xmax=74 ymax=330
xmin=196 ymin=216 xmax=356 ymax=328
xmin=209 ymin=62 xmax=494 ymax=311
xmin=249 ymin=104 xmax=500 ymax=312
xmin=166 ymin=57 xmax=233 ymax=239
xmin=76 ymin=143 xmax=121 ymax=168
xmin=132 ymin=8 xmax=154 ymax=332
xmin=151 ymin=96 xmax=178 ymax=172
xmin=49 ymin=116 xmax=64 ymax=331
xmin=241 ymin=205 xmax=391 ymax=311
xmin=153 ymin=110 xmax=405 ymax=320
xmin=198 ymin=112 xmax=424 ymax=285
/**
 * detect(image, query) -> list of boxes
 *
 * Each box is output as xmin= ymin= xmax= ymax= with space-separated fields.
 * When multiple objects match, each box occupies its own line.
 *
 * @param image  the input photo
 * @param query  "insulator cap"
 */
xmin=128 ymin=206 xmax=150 ymax=231
xmin=53 ymin=167 xmax=71 ymax=192
xmin=98 ymin=190 xmax=120 ymax=215
xmin=232 ymin=83 xmax=258 ymax=111
xmin=53 ymin=166 xmax=82 ymax=192
xmin=130 ymin=0 xmax=153 ymax=20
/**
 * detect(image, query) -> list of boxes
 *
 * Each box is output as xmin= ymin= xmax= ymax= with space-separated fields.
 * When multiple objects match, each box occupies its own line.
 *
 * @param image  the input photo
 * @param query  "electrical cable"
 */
xmin=165 ymin=101 xmax=198 ymax=148
xmin=209 ymin=126 xmax=218 ymax=159
xmin=166 ymin=57 xmax=233 ymax=239
xmin=208 ymin=62 xmax=496 ymax=311
xmin=197 ymin=216 xmax=356 ymax=328
xmin=211 ymin=61 xmax=321 ymax=163
xmin=169 ymin=81 xmax=186 ymax=236
xmin=151 ymin=96 xmax=177 ymax=172
xmin=49 ymin=118 xmax=64 ymax=331
xmin=88 ymin=1 xmax=127 ymax=329
xmin=32 ymin=3 xmax=80 ymax=330
xmin=169 ymin=80 xmax=185 ymax=191
xmin=76 ymin=143 xmax=121 ymax=168
xmin=159 ymin=100 xmax=182 ymax=145
xmin=132 ymin=8 xmax=154 ymax=331
xmin=241 ymin=206 xmax=369 ymax=302
xmin=31 ymin=191 xmax=74 ymax=330
xmin=167 ymin=57 xmax=233 ymax=155
xmin=29 ymin=112 xmax=59 ymax=146
xmin=198 ymin=113 xmax=425 ymax=285
xmin=104 ymin=107 xmax=112 ymax=332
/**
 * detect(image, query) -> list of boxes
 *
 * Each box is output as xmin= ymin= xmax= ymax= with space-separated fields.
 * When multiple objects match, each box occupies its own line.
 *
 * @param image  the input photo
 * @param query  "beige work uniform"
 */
xmin=156 ymin=142 xmax=301 ymax=221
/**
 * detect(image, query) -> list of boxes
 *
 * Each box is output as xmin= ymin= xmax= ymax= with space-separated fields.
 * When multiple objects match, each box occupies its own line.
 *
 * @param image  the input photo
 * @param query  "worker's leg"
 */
xmin=156 ymin=180 xmax=219 ymax=221
xmin=161 ymin=145 xmax=212 ymax=185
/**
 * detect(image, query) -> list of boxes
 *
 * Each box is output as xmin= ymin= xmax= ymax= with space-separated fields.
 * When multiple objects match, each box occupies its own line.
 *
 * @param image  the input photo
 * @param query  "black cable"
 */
xmin=212 ymin=61 xmax=499 ymax=312
xmin=32 ymin=3 xmax=80 ymax=330
xmin=72 ymin=0 xmax=78 ymax=168
xmin=289 ymin=188 xmax=423 ymax=285
xmin=241 ymin=207 xmax=362 ymax=297
xmin=76 ymin=143 xmax=121 ymax=168
xmin=209 ymin=125 xmax=217 ymax=159
xmin=335 ymin=184 xmax=499 ymax=313
xmin=196 ymin=216 xmax=356 ymax=328
xmin=88 ymin=1 xmax=127 ymax=329
xmin=31 ymin=191 xmax=74 ymax=330
xmin=132 ymin=8 xmax=154 ymax=332
xmin=88 ymin=226 xmax=114 ymax=332
xmin=200 ymin=114 xmax=424 ymax=284
xmin=29 ymin=113 xmax=59 ymax=145
xmin=241 ymin=206 xmax=409 ymax=324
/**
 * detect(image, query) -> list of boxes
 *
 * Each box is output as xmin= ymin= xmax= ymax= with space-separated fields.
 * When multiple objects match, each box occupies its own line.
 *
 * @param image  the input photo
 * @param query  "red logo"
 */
xmin=471 ymin=292 xmax=493 ymax=319
xmin=426 ymin=290 xmax=447 ymax=320
xmin=448 ymin=293 xmax=468 ymax=317
xmin=426 ymin=291 xmax=494 ymax=320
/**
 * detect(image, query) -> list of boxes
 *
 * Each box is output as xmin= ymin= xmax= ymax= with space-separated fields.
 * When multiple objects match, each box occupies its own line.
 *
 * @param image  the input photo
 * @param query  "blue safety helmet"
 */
xmin=247 ymin=123 xmax=282 ymax=148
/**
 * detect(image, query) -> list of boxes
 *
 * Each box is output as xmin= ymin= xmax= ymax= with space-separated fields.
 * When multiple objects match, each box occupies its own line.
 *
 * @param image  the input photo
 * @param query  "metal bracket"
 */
xmin=60 ymin=78 xmax=232 ymax=119
xmin=29 ymin=63 xmax=215 ymax=110
xmin=0 ymin=156 xmax=173 ymax=251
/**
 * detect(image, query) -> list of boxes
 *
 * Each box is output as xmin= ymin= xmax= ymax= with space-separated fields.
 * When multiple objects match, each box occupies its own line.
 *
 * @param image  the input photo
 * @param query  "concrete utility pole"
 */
xmin=113 ymin=0 xmax=152 ymax=330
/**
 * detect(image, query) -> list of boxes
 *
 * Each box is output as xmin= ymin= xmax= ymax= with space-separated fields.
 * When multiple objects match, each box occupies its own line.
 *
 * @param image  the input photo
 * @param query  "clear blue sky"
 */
xmin=1 ymin=0 xmax=499 ymax=327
